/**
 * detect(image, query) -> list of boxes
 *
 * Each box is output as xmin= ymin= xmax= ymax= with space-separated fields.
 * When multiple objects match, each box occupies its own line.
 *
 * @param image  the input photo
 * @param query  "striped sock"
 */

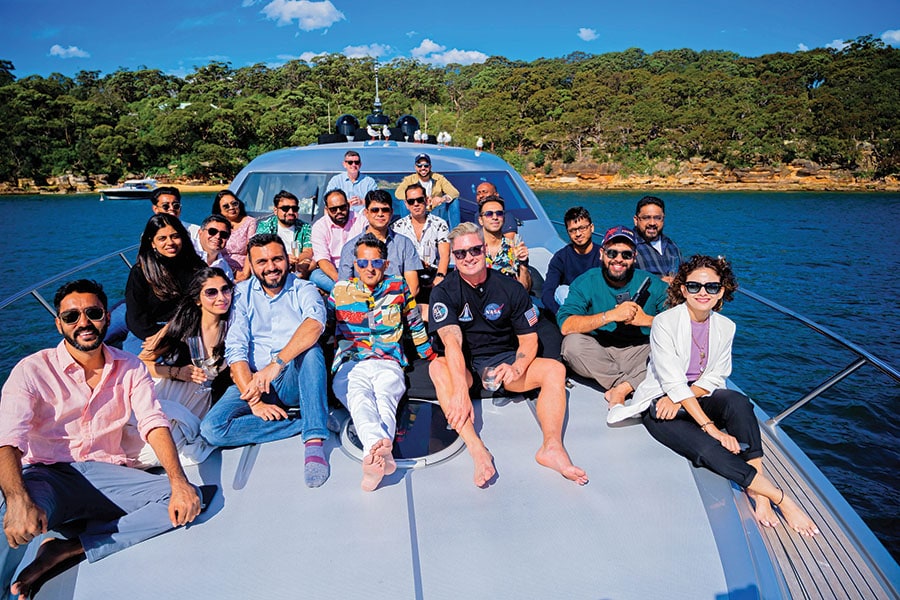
xmin=304 ymin=439 xmax=329 ymax=488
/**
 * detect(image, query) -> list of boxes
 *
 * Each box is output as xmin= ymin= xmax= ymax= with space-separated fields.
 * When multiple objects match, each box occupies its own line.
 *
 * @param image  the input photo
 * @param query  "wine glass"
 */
xmin=186 ymin=335 xmax=214 ymax=390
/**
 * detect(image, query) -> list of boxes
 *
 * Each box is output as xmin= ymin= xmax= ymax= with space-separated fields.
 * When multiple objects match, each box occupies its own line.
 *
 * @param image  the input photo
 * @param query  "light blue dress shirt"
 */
xmin=337 ymin=230 xmax=423 ymax=280
xmin=225 ymin=273 xmax=327 ymax=371
xmin=326 ymin=173 xmax=377 ymax=211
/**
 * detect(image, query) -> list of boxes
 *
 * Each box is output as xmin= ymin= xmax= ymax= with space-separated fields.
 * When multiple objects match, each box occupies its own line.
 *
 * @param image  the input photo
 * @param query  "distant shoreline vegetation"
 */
xmin=0 ymin=34 xmax=897 ymax=190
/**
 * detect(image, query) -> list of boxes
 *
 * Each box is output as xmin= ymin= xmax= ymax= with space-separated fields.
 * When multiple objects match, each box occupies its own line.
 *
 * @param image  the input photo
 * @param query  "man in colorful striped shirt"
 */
xmin=328 ymin=234 xmax=434 ymax=491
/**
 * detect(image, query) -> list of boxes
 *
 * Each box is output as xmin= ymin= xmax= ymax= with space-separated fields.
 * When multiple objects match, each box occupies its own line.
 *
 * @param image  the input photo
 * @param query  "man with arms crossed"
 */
xmin=633 ymin=195 xmax=683 ymax=283
xmin=428 ymin=223 xmax=588 ymax=487
xmin=326 ymin=150 xmax=377 ymax=212
xmin=0 ymin=280 xmax=202 ymax=598
xmin=309 ymin=189 xmax=366 ymax=293
xmin=200 ymin=234 xmax=330 ymax=487
xmin=541 ymin=206 xmax=600 ymax=314
xmin=558 ymin=226 xmax=668 ymax=407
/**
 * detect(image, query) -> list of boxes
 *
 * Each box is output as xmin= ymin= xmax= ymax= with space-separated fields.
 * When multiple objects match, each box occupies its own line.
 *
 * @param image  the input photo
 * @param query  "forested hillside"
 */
xmin=0 ymin=34 xmax=896 ymax=186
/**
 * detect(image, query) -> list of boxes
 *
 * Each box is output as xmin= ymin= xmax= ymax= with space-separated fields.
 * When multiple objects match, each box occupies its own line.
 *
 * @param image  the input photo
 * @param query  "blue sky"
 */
xmin=1 ymin=0 xmax=898 ymax=78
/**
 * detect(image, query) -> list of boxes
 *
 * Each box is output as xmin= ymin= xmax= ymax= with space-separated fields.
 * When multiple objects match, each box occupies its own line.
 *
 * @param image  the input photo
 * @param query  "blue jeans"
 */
xmin=430 ymin=199 xmax=461 ymax=230
xmin=1 ymin=461 xmax=189 ymax=593
xmin=200 ymin=345 xmax=329 ymax=446
xmin=309 ymin=268 xmax=336 ymax=294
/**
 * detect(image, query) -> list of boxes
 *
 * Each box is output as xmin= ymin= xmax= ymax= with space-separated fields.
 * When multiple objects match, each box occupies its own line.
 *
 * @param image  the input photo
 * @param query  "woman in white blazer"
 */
xmin=608 ymin=255 xmax=818 ymax=536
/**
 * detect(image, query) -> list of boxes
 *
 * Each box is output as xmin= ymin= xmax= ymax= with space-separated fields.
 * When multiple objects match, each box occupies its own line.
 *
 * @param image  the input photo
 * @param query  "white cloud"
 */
xmin=825 ymin=38 xmax=849 ymax=51
xmin=49 ymin=44 xmax=89 ymax=59
xmin=882 ymin=29 xmax=900 ymax=45
xmin=342 ymin=43 xmax=391 ymax=59
xmin=276 ymin=51 xmax=328 ymax=62
xmin=797 ymin=43 xmax=809 ymax=52
xmin=422 ymin=48 xmax=488 ymax=67
xmin=411 ymin=38 xmax=446 ymax=58
xmin=577 ymin=28 xmax=598 ymax=42
xmin=406 ymin=30 xmax=417 ymax=38
xmin=260 ymin=0 xmax=345 ymax=31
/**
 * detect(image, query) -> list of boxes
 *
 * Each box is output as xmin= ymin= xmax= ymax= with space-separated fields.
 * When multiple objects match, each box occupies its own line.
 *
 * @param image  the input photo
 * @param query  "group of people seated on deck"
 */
xmin=0 ymin=158 xmax=818 ymax=599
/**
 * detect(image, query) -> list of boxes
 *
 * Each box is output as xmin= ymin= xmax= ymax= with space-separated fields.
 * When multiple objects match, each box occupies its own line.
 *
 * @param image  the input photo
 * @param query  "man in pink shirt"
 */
xmin=309 ymin=188 xmax=367 ymax=293
xmin=0 ymin=279 xmax=207 ymax=598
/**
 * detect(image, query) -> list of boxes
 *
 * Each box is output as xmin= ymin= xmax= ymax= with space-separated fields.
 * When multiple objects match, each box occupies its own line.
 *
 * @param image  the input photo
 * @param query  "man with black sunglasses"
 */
xmin=428 ymin=223 xmax=588 ymax=488
xmin=197 ymin=214 xmax=235 ymax=280
xmin=326 ymin=150 xmax=377 ymax=212
xmin=0 ymin=279 xmax=207 ymax=597
xmin=394 ymin=153 xmax=460 ymax=227
xmin=256 ymin=189 xmax=314 ymax=278
xmin=337 ymin=190 xmax=420 ymax=298
xmin=557 ymin=226 xmax=669 ymax=408
xmin=310 ymin=188 xmax=367 ymax=293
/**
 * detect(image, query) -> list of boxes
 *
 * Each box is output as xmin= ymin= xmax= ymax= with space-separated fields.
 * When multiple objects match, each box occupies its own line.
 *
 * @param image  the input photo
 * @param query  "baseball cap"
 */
xmin=601 ymin=225 xmax=636 ymax=247
xmin=414 ymin=153 xmax=431 ymax=165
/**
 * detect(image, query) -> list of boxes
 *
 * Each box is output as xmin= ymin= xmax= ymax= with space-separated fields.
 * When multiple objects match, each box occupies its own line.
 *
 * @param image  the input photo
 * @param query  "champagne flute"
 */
xmin=186 ymin=335 xmax=213 ymax=390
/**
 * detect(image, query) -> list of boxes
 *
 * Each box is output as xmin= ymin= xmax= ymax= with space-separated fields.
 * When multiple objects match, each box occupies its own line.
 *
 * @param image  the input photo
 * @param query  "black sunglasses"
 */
xmin=159 ymin=202 xmax=181 ymax=211
xmin=481 ymin=210 xmax=504 ymax=219
xmin=451 ymin=245 xmax=485 ymax=260
xmin=220 ymin=201 xmax=240 ymax=210
xmin=345 ymin=160 xmax=361 ymax=165
xmin=278 ymin=205 xmax=300 ymax=212
xmin=326 ymin=204 xmax=350 ymax=213
xmin=604 ymin=249 xmax=634 ymax=260
xmin=415 ymin=163 xmax=431 ymax=168
xmin=205 ymin=227 xmax=230 ymax=239
xmin=58 ymin=307 xmax=106 ymax=324
xmin=202 ymin=285 xmax=234 ymax=299
xmin=684 ymin=281 xmax=723 ymax=295
xmin=406 ymin=196 xmax=426 ymax=205
xmin=368 ymin=206 xmax=392 ymax=214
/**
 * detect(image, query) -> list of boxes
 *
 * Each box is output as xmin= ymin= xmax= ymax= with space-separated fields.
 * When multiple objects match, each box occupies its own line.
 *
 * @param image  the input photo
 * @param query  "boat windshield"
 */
xmin=235 ymin=170 xmax=536 ymax=225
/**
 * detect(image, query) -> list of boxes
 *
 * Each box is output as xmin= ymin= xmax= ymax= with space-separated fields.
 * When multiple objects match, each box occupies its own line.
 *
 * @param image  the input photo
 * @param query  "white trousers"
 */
xmin=332 ymin=359 xmax=406 ymax=455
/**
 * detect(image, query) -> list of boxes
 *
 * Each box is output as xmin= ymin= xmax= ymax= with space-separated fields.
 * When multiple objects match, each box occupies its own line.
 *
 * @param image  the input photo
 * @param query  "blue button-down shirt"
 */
xmin=338 ymin=230 xmax=422 ymax=280
xmin=634 ymin=233 xmax=683 ymax=278
xmin=326 ymin=173 xmax=377 ymax=210
xmin=225 ymin=273 xmax=327 ymax=371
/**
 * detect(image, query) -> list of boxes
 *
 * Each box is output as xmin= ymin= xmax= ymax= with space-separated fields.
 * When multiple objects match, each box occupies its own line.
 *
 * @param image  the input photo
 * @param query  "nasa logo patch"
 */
xmin=432 ymin=302 xmax=449 ymax=322
xmin=483 ymin=303 xmax=504 ymax=321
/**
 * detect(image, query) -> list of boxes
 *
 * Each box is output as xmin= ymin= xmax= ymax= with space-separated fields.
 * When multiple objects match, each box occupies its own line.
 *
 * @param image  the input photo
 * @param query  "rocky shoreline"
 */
xmin=3 ymin=158 xmax=898 ymax=195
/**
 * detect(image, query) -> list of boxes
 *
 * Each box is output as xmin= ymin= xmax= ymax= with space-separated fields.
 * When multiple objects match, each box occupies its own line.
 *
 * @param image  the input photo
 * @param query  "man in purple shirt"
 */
xmin=0 ymin=280 xmax=203 ymax=598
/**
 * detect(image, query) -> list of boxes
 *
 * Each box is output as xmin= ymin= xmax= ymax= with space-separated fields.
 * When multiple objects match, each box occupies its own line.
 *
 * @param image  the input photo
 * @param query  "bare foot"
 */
xmin=470 ymin=446 xmax=496 ymax=488
xmin=748 ymin=491 xmax=780 ymax=528
xmin=604 ymin=383 xmax=631 ymax=408
xmin=776 ymin=496 xmax=820 ymax=537
xmin=361 ymin=452 xmax=385 ymax=492
xmin=11 ymin=537 xmax=85 ymax=599
xmin=535 ymin=442 xmax=589 ymax=485
xmin=371 ymin=438 xmax=396 ymax=476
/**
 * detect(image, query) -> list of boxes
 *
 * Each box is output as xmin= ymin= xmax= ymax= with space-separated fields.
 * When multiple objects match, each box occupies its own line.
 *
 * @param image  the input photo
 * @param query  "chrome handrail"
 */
xmin=0 ymin=244 xmax=138 ymax=316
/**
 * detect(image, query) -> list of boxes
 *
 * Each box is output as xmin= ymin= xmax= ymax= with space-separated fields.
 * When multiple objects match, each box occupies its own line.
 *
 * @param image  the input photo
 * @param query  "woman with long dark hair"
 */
xmin=126 ymin=267 xmax=234 ymax=467
xmin=608 ymin=255 xmax=819 ymax=536
xmin=212 ymin=190 xmax=257 ymax=282
xmin=124 ymin=214 xmax=205 ymax=353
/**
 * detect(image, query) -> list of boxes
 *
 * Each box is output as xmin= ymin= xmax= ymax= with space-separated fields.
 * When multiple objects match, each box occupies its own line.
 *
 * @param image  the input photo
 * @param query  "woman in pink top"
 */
xmin=212 ymin=190 xmax=257 ymax=282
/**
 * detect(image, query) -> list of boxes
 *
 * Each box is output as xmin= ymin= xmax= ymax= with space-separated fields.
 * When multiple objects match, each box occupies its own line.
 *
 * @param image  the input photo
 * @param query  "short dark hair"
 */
xmin=324 ymin=188 xmax=348 ymax=203
xmin=54 ymin=279 xmax=108 ymax=312
xmin=404 ymin=183 xmax=426 ymax=198
xmin=636 ymin=195 xmax=665 ymax=215
xmin=247 ymin=233 xmax=286 ymax=256
xmin=344 ymin=150 xmax=361 ymax=160
xmin=201 ymin=214 xmax=231 ymax=229
xmin=273 ymin=190 xmax=298 ymax=206
xmin=151 ymin=186 xmax=181 ymax=205
xmin=478 ymin=195 xmax=505 ymax=212
xmin=364 ymin=189 xmax=393 ymax=209
xmin=212 ymin=190 xmax=246 ymax=218
xmin=564 ymin=206 xmax=591 ymax=225
xmin=354 ymin=233 xmax=388 ymax=259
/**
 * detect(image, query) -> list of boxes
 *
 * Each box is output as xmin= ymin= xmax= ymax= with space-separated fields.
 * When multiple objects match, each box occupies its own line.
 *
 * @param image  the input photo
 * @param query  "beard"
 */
xmin=603 ymin=261 xmax=635 ymax=283
xmin=64 ymin=322 xmax=108 ymax=352
xmin=256 ymin=267 xmax=287 ymax=290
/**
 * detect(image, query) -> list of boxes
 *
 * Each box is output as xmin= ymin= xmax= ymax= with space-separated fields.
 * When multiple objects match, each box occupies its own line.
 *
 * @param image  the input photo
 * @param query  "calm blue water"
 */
xmin=1 ymin=191 xmax=898 ymax=559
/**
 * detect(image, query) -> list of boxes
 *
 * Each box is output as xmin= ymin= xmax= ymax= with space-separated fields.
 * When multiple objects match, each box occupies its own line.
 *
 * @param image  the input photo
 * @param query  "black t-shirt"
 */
xmin=429 ymin=269 xmax=537 ymax=358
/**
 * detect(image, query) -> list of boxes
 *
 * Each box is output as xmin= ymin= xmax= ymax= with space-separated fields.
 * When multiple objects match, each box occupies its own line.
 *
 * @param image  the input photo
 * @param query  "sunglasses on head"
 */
xmin=278 ymin=205 xmax=299 ymax=213
xmin=159 ymin=202 xmax=181 ymax=211
xmin=326 ymin=203 xmax=349 ymax=213
xmin=604 ymin=249 xmax=634 ymax=260
xmin=345 ymin=160 xmax=361 ymax=165
xmin=451 ymin=245 xmax=485 ymax=260
xmin=415 ymin=163 xmax=431 ymax=168
xmin=684 ymin=281 xmax=723 ymax=295
xmin=58 ymin=307 xmax=106 ymax=324
xmin=406 ymin=196 xmax=426 ymax=205
xmin=205 ymin=227 xmax=230 ymax=239
xmin=356 ymin=258 xmax=385 ymax=269
xmin=202 ymin=285 xmax=234 ymax=299
xmin=480 ymin=210 xmax=504 ymax=219
xmin=367 ymin=206 xmax=392 ymax=214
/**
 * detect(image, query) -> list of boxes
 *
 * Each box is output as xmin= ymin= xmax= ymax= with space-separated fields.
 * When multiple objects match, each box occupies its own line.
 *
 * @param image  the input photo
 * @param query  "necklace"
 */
xmin=691 ymin=318 xmax=710 ymax=372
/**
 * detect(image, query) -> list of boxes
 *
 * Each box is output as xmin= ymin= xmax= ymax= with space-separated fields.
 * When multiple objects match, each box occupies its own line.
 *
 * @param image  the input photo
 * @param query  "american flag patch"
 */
xmin=525 ymin=306 xmax=538 ymax=326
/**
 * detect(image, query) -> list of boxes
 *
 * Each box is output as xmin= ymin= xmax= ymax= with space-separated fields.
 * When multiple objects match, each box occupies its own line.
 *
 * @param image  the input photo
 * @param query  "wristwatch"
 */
xmin=435 ymin=272 xmax=446 ymax=278
xmin=271 ymin=355 xmax=286 ymax=369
